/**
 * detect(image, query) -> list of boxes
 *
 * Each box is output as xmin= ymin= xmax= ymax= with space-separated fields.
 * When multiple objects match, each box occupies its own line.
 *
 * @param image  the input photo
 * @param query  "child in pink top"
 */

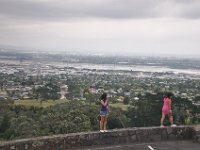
xmin=160 ymin=93 xmax=174 ymax=127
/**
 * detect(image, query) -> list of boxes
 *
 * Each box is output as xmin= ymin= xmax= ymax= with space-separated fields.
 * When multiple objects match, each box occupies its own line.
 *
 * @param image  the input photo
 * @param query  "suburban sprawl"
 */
xmin=0 ymin=50 xmax=200 ymax=140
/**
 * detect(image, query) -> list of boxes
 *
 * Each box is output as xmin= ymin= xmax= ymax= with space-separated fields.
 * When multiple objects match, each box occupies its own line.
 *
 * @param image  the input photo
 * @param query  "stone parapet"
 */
xmin=193 ymin=126 xmax=200 ymax=143
xmin=0 ymin=126 xmax=196 ymax=150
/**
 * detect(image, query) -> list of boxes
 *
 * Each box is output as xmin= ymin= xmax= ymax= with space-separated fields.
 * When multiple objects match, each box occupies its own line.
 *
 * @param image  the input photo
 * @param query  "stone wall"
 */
xmin=194 ymin=126 xmax=200 ymax=143
xmin=0 ymin=126 xmax=195 ymax=150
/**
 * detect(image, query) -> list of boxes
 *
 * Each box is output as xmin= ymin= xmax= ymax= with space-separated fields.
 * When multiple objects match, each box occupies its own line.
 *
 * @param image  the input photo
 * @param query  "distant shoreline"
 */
xmin=1 ymin=58 xmax=200 ymax=76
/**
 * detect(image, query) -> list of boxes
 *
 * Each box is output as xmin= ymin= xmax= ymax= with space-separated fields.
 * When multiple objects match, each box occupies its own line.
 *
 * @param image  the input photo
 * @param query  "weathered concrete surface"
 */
xmin=0 ymin=126 xmax=196 ymax=150
xmin=73 ymin=141 xmax=200 ymax=150
xmin=194 ymin=126 xmax=200 ymax=143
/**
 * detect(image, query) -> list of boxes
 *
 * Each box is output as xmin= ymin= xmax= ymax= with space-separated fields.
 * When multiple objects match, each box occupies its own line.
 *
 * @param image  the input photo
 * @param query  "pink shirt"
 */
xmin=162 ymin=98 xmax=172 ymax=114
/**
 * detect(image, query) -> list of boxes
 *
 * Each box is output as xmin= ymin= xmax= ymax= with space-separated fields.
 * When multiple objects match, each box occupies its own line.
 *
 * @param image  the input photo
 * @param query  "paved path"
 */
xmin=73 ymin=141 xmax=200 ymax=150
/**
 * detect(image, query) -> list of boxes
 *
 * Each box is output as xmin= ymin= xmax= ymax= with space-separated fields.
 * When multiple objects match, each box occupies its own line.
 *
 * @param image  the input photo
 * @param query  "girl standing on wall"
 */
xmin=99 ymin=93 xmax=109 ymax=132
xmin=160 ymin=93 xmax=176 ymax=127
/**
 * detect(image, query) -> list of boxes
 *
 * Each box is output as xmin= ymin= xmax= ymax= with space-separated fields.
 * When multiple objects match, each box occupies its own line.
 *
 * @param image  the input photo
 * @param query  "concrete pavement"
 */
xmin=74 ymin=141 xmax=200 ymax=150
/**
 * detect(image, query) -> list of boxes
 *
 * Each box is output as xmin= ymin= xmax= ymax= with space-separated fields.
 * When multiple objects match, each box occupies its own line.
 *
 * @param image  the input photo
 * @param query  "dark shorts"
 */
xmin=100 ymin=110 xmax=109 ymax=117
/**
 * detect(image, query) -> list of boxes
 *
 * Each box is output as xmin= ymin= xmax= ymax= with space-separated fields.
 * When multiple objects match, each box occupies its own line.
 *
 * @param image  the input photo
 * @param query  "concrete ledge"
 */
xmin=193 ymin=126 xmax=200 ymax=143
xmin=0 ymin=126 xmax=196 ymax=150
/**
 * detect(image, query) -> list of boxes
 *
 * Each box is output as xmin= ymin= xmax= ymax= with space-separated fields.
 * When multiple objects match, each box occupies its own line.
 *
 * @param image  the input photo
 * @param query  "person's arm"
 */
xmin=101 ymin=100 xmax=107 ymax=106
xmin=106 ymin=100 xmax=109 ymax=109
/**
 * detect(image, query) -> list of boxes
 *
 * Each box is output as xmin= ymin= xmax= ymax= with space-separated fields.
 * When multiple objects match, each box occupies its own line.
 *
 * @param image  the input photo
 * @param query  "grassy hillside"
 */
xmin=110 ymin=103 xmax=130 ymax=111
xmin=14 ymin=99 xmax=69 ymax=108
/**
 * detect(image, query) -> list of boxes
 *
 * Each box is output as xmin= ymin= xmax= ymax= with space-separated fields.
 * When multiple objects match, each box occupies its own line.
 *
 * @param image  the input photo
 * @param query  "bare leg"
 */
xmin=100 ymin=116 xmax=104 ymax=130
xmin=160 ymin=113 xmax=165 ymax=126
xmin=103 ymin=116 xmax=107 ymax=130
xmin=169 ymin=116 xmax=173 ymax=125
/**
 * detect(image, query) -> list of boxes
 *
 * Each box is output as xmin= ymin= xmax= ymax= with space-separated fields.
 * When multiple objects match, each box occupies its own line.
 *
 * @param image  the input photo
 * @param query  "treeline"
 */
xmin=0 ymin=101 xmax=96 ymax=140
xmin=0 ymin=92 xmax=199 ymax=140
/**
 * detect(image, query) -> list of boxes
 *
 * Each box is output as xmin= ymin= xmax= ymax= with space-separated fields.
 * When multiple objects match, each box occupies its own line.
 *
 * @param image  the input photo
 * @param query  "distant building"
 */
xmin=117 ymin=96 xmax=124 ymax=102
xmin=134 ymin=97 xmax=139 ymax=101
xmin=124 ymin=91 xmax=130 ymax=97
xmin=89 ymin=86 xmax=97 ymax=94
xmin=60 ymin=85 xmax=68 ymax=99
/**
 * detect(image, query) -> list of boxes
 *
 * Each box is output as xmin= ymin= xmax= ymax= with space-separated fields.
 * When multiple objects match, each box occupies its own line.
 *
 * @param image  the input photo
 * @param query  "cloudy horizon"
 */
xmin=1 ymin=0 xmax=200 ymax=56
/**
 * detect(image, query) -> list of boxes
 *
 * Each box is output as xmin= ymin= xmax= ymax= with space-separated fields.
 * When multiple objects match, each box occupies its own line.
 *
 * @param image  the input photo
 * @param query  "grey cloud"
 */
xmin=0 ymin=0 xmax=200 ymax=21
xmin=0 ymin=0 xmax=157 ymax=20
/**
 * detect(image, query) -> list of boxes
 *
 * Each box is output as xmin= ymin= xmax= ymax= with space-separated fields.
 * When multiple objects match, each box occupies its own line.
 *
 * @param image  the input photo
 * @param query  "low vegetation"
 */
xmin=0 ymin=92 xmax=199 ymax=141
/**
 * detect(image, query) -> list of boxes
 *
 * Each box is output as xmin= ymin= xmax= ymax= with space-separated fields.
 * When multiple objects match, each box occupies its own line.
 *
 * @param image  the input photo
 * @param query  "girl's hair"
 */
xmin=166 ymin=92 xmax=173 ymax=98
xmin=100 ymin=93 xmax=107 ymax=101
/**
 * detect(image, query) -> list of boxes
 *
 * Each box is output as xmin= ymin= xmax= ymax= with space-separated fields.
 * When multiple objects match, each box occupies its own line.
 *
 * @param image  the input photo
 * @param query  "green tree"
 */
xmin=0 ymin=114 xmax=10 ymax=133
xmin=127 ymin=92 xmax=163 ymax=127
xmin=34 ymin=82 xmax=61 ymax=100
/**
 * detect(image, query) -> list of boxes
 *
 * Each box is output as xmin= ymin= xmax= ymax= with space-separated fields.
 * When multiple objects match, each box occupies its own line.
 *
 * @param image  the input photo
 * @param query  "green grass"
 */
xmin=110 ymin=103 xmax=130 ymax=111
xmin=14 ymin=100 xmax=131 ymax=111
xmin=14 ymin=99 xmax=69 ymax=108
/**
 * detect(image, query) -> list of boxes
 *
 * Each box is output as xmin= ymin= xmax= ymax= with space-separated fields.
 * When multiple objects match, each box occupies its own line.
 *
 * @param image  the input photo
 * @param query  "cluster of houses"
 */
xmin=0 ymin=61 xmax=200 ymax=106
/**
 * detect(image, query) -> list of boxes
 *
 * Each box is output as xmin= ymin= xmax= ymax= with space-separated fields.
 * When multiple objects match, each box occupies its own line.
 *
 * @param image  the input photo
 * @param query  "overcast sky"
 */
xmin=0 ymin=0 xmax=200 ymax=56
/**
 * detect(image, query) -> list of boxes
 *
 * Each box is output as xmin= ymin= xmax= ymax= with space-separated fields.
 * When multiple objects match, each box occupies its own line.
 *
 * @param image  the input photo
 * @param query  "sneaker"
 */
xmin=171 ymin=124 xmax=177 ymax=127
xmin=104 ymin=130 xmax=108 ymax=132
xmin=100 ymin=130 xmax=104 ymax=132
xmin=160 ymin=125 xmax=164 ymax=128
